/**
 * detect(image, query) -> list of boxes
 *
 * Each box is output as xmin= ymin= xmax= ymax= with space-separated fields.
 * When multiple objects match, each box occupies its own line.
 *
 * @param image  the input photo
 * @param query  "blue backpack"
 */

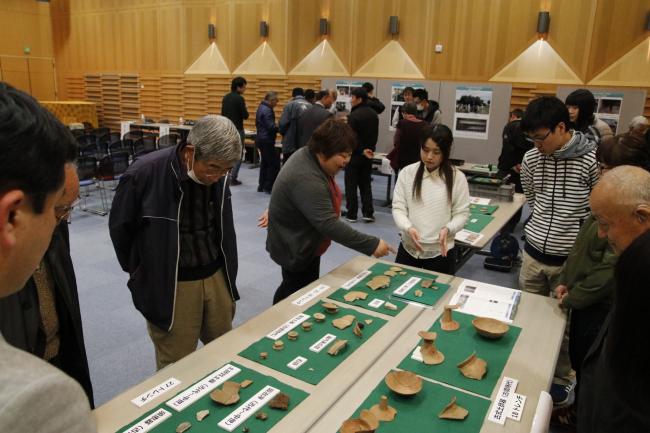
xmin=490 ymin=233 xmax=520 ymax=260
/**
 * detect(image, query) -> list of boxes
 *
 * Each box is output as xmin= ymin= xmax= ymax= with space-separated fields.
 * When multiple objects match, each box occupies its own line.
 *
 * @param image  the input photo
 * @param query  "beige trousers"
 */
xmin=147 ymin=268 xmax=235 ymax=370
xmin=518 ymin=250 xmax=573 ymax=384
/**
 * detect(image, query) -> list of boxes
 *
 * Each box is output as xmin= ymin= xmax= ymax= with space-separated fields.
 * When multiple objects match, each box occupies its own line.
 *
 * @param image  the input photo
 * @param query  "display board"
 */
xmin=556 ymin=87 xmax=647 ymax=135
xmin=344 ymin=369 xmax=491 ymax=433
xmin=238 ymin=303 xmax=387 ymax=385
xmin=117 ymin=363 xmax=308 ymax=433
xmin=398 ymin=312 xmax=521 ymax=398
xmin=439 ymin=82 xmax=512 ymax=164
xmin=327 ymin=263 xmax=451 ymax=316
xmin=464 ymin=213 xmax=495 ymax=233
xmin=321 ymin=77 xmax=378 ymax=115
xmin=469 ymin=204 xmax=499 ymax=215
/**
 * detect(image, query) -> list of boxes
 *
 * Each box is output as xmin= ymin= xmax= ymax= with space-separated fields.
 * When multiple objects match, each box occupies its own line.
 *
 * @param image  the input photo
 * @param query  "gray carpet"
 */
xmin=68 ymin=162 xmax=527 ymax=406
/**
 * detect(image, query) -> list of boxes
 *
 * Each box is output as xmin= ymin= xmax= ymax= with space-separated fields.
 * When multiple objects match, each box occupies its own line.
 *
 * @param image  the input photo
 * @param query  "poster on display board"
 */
xmin=453 ymin=86 xmax=493 ymax=140
xmin=389 ymin=82 xmax=426 ymax=131
xmin=593 ymin=92 xmax=623 ymax=134
xmin=335 ymin=81 xmax=364 ymax=113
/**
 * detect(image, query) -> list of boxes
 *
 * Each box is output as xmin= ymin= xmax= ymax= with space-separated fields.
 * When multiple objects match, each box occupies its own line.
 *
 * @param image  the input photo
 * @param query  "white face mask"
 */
xmin=186 ymin=148 xmax=206 ymax=185
xmin=417 ymin=104 xmax=424 ymax=111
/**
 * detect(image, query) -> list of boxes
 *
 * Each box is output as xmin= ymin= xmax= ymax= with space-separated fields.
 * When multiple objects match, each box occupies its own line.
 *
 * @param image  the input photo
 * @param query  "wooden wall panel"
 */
xmin=158 ymin=5 xmax=185 ymax=73
xmin=267 ymin=0 xmax=289 ymax=70
xmin=350 ymin=0 xmax=395 ymax=73
xmin=0 ymin=57 xmax=30 ymax=94
xmin=326 ymin=0 xmax=354 ymax=71
xmin=184 ymin=3 xmax=216 ymax=72
xmin=0 ymin=0 xmax=53 ymax=57
xmin=397 ymin=0 xmax=432 ymax=74
xmin=231 ymin=1 xmax=264 ymax=71
xmin=28 ymin=58 xmax=57 ymax=100
xmin=286 ymin=0 xmax=322 ymax=71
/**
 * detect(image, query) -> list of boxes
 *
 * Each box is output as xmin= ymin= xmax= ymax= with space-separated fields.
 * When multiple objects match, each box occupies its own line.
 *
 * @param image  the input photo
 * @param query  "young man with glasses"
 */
xmin=519 ymin=96 xmax=599 ymax=407
xmin=109 ymin=115 xmax=242 ymax=370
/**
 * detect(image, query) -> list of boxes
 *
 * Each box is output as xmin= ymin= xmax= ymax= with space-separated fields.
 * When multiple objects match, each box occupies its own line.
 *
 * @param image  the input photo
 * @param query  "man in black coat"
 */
xmin=345 ymin=87 xmax=379 ymax=223
xmin=221 ymin=76 xmax=249 ymax=185
xmin=296 ymin=89 xmax=335 ymax=149
xmin=0 ymin=163 xmax=94 ymax=407
xmin=362 ymin=82 xmax=385 ymax=115
xmin=256 ymin=91 xmax=280 ymax=193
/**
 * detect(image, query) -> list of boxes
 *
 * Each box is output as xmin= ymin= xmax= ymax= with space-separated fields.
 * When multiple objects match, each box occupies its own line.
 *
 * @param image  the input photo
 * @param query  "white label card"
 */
xmin=218 ymin=386 xmax=281 ymax=432
xmin=488 ymin=376 xmax=519 ymax=425
xmin=292 ymin=284 xmax=330 ymax=306
xmin=506 ymin=393 xmax=526 ymax=421
xmin=309 ymin=333 xmax=337 ymax=353
xmin=287 ymin=356 xmax=308 ymax=370
xmin=159 ymin=124 xmax=170 ymax=137
xmin=410 ymin=346 xmax=424 ymax=363
xmin=131 ymin=377 xmax=181 ymax=408
xmin=266 ymin=313 xmax=310 ymax=340
xmin=166 ymin=364 xmax=240 ymax=412
xmin=470 ymin=196 xmax=491 ymax=205
xmin=393 ymin=276 xmax=421 ymax=296
xmin=121 ymin=408 xmax=172 ymax=433
xmin=342 ymin=270 xmax=372 ymax=289
xmin=368 ymin=299 xmax=385 ymax=308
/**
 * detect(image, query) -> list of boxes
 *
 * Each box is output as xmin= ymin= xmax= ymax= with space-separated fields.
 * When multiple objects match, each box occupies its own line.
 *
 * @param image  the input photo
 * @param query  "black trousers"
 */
xmin=344 ymin=154 xmax=374 ymax=219
xmin=395 ymin=243 xmax=456 ymax=275
xmin=570 ymin=303 xmax=610 ymax=405
xmin=273 ymin=256 xmax=321 ymax=304
xmin=500 ymin=181 xmax=524 ymax=234
xmin=257 ymin=140 xmax=280 ymax=192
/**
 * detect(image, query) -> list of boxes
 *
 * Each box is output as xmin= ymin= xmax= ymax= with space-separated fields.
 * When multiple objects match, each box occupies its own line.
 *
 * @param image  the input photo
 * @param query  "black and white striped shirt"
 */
xmin=521 ymin=132 xmax=599 ymax=262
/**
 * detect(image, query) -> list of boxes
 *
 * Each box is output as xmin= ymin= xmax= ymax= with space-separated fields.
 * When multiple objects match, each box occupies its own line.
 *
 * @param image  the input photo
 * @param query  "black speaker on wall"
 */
xmin=537 ymin=11 xmax=550 ymax=34
xmin=389 ymin=16 xmax=399 ymax=35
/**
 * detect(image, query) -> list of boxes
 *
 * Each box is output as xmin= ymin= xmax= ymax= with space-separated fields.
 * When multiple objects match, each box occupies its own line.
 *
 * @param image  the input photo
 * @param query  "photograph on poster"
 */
xmin=336 ymin=81 xmax=363 ymax=113
xmin=453 ymin=86 xmax=493 ymax=139
xmin=593 ymin=92 xmax=624 ymax=134
xmin=389 ymin=82 xmax=425 ymax=131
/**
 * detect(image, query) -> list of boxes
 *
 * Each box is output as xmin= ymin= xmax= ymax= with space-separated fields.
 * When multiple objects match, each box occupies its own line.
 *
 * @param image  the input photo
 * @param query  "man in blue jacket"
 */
xmin=279 ymin=87 xmax=311 ymax=164
xmin=256 ymin=91 xmax=279 ymax=193
xmin=109 ymin=115 xmax=242 ymax=370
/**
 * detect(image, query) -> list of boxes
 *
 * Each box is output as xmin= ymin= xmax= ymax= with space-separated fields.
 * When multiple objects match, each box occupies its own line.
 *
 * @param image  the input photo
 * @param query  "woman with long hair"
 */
xmin=391 ymin=124 xmax=469 ymax=274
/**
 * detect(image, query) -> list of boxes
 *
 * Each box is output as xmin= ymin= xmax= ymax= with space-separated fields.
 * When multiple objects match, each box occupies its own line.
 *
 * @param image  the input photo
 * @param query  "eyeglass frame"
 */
xmin=55 ymin=198 xmax=81 ymax=223
xmin=525 ymin=128 xmax=552 ymax=144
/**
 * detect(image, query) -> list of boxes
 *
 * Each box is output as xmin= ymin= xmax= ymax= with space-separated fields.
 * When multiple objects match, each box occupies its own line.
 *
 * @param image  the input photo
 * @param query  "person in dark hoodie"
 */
xmin=565 ymin=88 xmax=613 ymax=143
xmin=345 ymin=87 xmax=379 ymax=223
xmin=362 ymin=82 xmax=385 ymax=114
xmin=413 ymin=88 xmax=441 ymax=125
xmin=279 ymin=87 xmax=311 ymax=164
xmin=519 ymin=96 xmax=599 ymax=404
xmin=256 ymin=91 xmax=280 ymax=193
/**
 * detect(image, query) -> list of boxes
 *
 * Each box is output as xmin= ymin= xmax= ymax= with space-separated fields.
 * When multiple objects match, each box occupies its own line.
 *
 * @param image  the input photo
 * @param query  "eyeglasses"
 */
xmin=204 ymin=166 xmax=233 ymax=178
xmin=525 ymin=129 xmax=552 ymax=144
xmin=55 ymin=198 xmax=81 ymax=223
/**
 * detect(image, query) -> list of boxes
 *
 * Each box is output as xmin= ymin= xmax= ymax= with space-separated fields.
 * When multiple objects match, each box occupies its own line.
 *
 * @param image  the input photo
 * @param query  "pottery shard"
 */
xmin=366 ymin=275 xmax=391 ymax=290
xmin=414 ymin=289 xmax=423 ymax=298
xmin=420 ymin=279 xmax=433 ymax=289
xmin=313 ymin=312 xmax=326 ymax=322
xmin=195 ymin=409 xmax=209 ymax=421
xmin=287 ymin=331 xmax=299 ymax=340
xmin=260 ymin=352 xmax=268 ymax=360
xmin=369 ymin=395 xmax=397 ymax=422
xmin=240 ymin=379 xmax=253 ymax=389
xmin=273 ymin=340 xmax=284 ymax=351
xmin=176 ymin=421 xmax=192 ymax=433
xmin=255 ymin=411 xmax=268 ymax=420
xmin=301 ymin=321 xmax=313 ymax=331
xmin=340 ymin=410 xmax=380 ymax=433
xmin=418 ymin=331 xmax=444 ymax=365
xmin=332 ymin=314 xmax=356 ymax=330
xmin=269 ymin=392 xmax=290 ymax=410
xmin=399 ymin=271 xmax=407 ymax=276
xmin=390 ymin=266 xmax=403 ymax=272
xmin=353 ymin=322 xmax=363 ymax=338
xmin=327 ymin=339 xmax=348 ymax=356
xmin=344 ymin=291 xmax=368 ymax=302
xmin=210 ymin=381 xmax=241 ymax=406
xmin=364 ymin=319 xmax=373 ymax=325
xmin=384 ymin=302 xmax=398 ymax=311
xmin=438 ymin=397 xmax=469 ymax=420
xmin=384 ymin=270 xmax=397 ymax=277
xmin=440 ymin=305 xmax=460 ymax=331
xmin=457 ymin=352 xmax=487 ymax=380
xmin=322 ymin=302 xmax=339 ymax=313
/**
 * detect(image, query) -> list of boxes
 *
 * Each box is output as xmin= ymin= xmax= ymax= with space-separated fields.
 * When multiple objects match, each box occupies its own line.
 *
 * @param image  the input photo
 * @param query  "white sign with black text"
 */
xmin=218 ymin=386 xmax=281 ymax=432
xmin=309 ymin=333 xmax=337 ymax=353
xmin=341 ymin=270 xmax=372 ymax=289
xmin=292 ymin=284 xmax=330 ymax=306
xmin=165 ymin=364 xmax=240 ymax=412
xmin=131 ymin=377 xmax=181 ymax=408
xmin=393 ymin=276 xmax=421 ymax=296
xmin=121 ymin=408 xmax=172 ymax=433
xmin=266 ymin=313 xmax=311 ymax=340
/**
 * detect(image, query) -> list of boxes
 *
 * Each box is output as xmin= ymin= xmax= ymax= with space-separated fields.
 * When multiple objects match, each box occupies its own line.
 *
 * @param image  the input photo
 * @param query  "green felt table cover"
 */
xmin=469 ymin=204 xmax=499 ymax=215
xmin=327 ymin=263 xmax=450 ymax=315
xmin=464 ymin=213 xmax=495 ymax=233
xmin=398 ymin=312 xmax=521 ymax=398
xmin=238 ymin=303 xmax=387 ymax=385
xmin=347 ymin=371 xmax=491 ymax=433
xmin=116 ymin=362 xmax=308 ymax=433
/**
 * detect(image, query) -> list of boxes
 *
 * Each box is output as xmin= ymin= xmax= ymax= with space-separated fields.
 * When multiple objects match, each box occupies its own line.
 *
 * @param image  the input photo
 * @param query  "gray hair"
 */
xmin=599 ymin=165 xmax=650 ymax=210
xmin=187 ymin=115 xmax=242 ymax=163
xmin=265 ymin=91 xmax=278 ymax=101
xmin=629 ymin=115 xmax=648 ymax=131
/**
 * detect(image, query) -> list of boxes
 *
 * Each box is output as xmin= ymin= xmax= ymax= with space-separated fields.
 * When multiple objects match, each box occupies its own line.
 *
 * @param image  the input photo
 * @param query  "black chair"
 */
xmin=92 ymin=127 xmax=110 ymax=143
xmin=123 ymin=130 xmax=143 ymax=142
xmin=77 ymin=156 xmax=108 ymax=216
xmin=71 ymin=128 xmax=85 ymax=138
xmin=158 ymin=133 xmax=180 ymax=149
xmin=76 ymin=134 xmax=97 ymax=148
xmin=109 ymin=132 xmax=121 ymax=145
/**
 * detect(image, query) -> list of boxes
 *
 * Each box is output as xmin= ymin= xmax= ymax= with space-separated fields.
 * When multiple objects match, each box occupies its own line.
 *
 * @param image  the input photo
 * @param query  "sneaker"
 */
xmin=362 ymin=215 xmax=375 ymax=223
xmin=230 ymin=179 xmax=242 ymax=186
xmin=550 ymin=404 xmax=577 ymax=431
xmin=345 ymin=216 xmax=358 ymax=223
xmin=550 ymin=382 xmax=576 ymax=407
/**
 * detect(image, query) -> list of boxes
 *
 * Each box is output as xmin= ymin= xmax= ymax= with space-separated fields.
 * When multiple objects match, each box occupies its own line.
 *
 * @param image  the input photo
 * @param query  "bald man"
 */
xmin=590 ymin=165 xmax=650 ymax=254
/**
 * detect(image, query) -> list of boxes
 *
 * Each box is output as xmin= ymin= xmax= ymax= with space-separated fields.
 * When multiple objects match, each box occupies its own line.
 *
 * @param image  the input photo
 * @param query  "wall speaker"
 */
xmin=319 ymin=18 xmax=329 ymax=36
xmin=260 ymin=21 xmax=269 ymax=37
xmin=389 ymin=16 xmax=399 ymax=35
xmin=208 ymin=24 xmax=216 ymax=39
xmin=537 ymin=11 xmax=550 ymax=34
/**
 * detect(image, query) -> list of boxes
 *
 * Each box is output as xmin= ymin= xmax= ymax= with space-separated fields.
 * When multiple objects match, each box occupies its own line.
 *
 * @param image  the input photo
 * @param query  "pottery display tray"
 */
xmin=469 ymin=204 xmax=500 ymax=215
xmin=328 ymin=263 xmax=451 ymax=316
xmin=116 ymin=362 xmax=308 ymax=433
xmin=238 ymin=303 xmax=387 ymax=385
xmin=398 ymin=312 xmax=521 ymax=398
xmin=464 ymin=213 xmax=495 ymax=233
xmin=342 ymin=369 xmax=491 ymax=433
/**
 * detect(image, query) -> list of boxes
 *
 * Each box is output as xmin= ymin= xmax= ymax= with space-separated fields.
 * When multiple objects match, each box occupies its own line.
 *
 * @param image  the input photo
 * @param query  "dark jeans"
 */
xmin=570 ymin=303 xmax=610 ymax=405
xmin=273 ymin=256 xmax=320 ymax=304
xmin=230 ymin=129 xmax=245 ymax=180
xmin=258 ymin=140 xmax=280 ymax=192
xmin=395 ymin=243 xmax=456 ymax=275
xmin=344 ymin=154 xmax=373 ymax=219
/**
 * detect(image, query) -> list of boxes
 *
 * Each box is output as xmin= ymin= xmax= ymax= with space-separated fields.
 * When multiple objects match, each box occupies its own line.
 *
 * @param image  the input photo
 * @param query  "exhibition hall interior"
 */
xmin=1 ymin=0 xmax=650 ymax=432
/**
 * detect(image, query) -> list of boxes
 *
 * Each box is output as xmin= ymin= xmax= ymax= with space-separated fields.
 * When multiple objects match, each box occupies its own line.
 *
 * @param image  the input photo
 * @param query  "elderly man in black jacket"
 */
xmin=345 ymin=87 xmax=379 ymax=223
xmin=296 ymin=89 xmax=336 ymax=149
xmin=0 ymin=162 xmax=94 ymax=407
xmin=109 ymin=115 xmax=242 ymax=370
xmin=256 ymin=91 xmax=279 ymax=193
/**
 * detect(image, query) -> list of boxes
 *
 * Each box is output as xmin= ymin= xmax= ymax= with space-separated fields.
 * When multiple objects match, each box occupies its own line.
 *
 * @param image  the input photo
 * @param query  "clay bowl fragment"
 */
xmin=210 ymin=381 xmax=241 ymax=406
xmin=420 ymin=279 xmax=434 ymax=289
xmin=389 ymin=266 xmax=403 ymax=272
xmin=332 ymin=314 xmax=356 ymax=330
xmin=457 ymin=352 xmax=487 ymax=380
xmin=438 ymin=396 xmax=469 ymax=420
xmin=440 ymin=305 xmax=460 ymax=331
xmin=385 ymin=370 xmax=422 ymax=396
xmin=322 ymin=302 xmax=339 ymax=314
xmin=472 ymin=317 xmax=509 ymax=339
xmin=340 ymin=409 xmax=379 ymax=433
xmin=328 ymin=339 xmax=348 ymax=356
xmin=366 ymin=275 xmax=390 ymax=291
xmin=344 ymin=291 xmax=368 ymax=302
xmin=369 ymin=395 xmax=397 ymax=422
xmin=418 ymin=331 xmax=444 ymax=365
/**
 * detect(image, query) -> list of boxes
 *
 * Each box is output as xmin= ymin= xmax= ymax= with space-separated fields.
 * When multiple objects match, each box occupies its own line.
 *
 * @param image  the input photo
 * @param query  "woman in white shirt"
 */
xmin=392 ymin=124 xmax=470 ymax=274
